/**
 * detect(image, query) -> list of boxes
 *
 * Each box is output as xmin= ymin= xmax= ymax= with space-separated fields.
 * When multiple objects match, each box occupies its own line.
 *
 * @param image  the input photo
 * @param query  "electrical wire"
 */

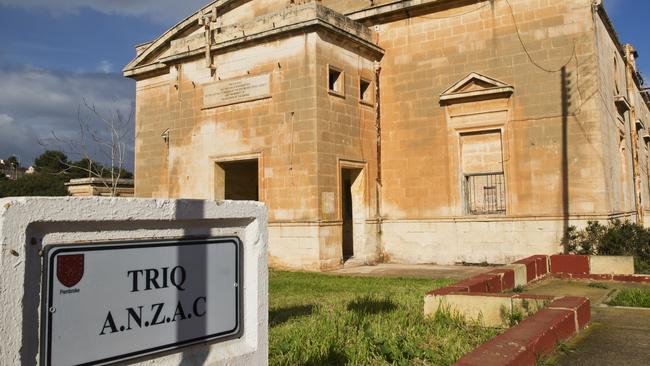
xmin=504 ymin=0 xmax=576 ymax=73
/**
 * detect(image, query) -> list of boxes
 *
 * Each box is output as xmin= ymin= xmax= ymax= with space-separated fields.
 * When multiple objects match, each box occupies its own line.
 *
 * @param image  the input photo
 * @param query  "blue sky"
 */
xmin=0 ymin=0 xmax=647 ymax=171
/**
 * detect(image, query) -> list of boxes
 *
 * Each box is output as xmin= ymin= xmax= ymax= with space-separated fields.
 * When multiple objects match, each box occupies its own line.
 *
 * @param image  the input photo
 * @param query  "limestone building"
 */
xmin=124 ymin=0 xmax=650 ymax=270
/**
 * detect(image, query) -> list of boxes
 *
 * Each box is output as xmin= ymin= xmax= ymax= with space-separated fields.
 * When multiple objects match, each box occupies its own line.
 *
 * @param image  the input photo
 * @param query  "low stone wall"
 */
xmin=381 ymin=217 xmax=641 ymax=266
xmin=549 ymin=254 xmax=635 ymax=275
xmin=0 ymin=197 xmax=268 ymax=366
xmin=425 ymin=253 xmax=646 ymax=365
xmin=424 ymin=258 xmax=553 ymax=327
xmin=456 ymin=296 xmax=591 ymax=366
xmin=382 ymin=218 xmax=565 ymax=265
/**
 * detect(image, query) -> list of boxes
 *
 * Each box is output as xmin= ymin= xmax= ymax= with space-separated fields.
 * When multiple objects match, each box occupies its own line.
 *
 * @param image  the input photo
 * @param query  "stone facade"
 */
xmin=124 ymin=0 xmax=650 ymax=270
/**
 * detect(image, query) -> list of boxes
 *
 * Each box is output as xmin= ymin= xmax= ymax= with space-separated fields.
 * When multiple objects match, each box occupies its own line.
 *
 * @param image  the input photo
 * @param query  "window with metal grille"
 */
xmin=465 ymin=173 xmax=506 ymax=215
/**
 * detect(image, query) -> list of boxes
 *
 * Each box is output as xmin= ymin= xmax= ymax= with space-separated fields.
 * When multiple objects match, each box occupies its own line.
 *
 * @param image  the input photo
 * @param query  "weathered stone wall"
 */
xmin=372 ymin=0 xmax=632 ymax=263
xmin=135 ymin=34 xmax=318 ymax=215
xmin=593 ymin=11 xmax=636 ymax=214
xmin=128 ymin=0 xmax=650 ymax=268
xmin=314 ymin=31 xmax=380 ymax=267
xmin=132 ymin=2 xmax=382 ymax=270
xmin=135 ymin=33 xmax=322 ymax=269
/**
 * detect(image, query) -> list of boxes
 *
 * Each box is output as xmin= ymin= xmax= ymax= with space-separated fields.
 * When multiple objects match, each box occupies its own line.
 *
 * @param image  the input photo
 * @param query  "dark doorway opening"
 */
xmin=215 ymin=159 xmax=259 ymax=201
xmin=341 ymin=168 xmax=362 ymax=261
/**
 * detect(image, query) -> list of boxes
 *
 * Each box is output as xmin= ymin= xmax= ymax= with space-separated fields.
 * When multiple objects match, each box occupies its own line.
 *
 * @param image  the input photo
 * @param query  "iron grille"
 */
xmin=465 ymin=173 xmax=506 ymax=215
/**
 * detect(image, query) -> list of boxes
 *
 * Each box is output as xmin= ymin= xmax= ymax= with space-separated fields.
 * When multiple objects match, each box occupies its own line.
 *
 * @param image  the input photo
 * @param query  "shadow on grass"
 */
xmin=269 ymin=304 xmax=315 ymax=327
xmin=347 ymin=295 xmax=397 ymax=315
xmin=304 ymin=345 xmax=348 ymax=366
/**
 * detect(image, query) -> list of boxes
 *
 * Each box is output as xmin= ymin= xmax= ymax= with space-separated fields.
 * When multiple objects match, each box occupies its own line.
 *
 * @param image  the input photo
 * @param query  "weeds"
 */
xmin=500 ymin=305 xmax=525 ymax=327
xmin=587 ymin=282 xmax=609 ymax=289
xmin=512 ymin=285 xmax=526 ymax=293
xmin=269 ymin=271 xmax=499 ymax=365
xmin=606 ymin=288 xmax=650 ymax=308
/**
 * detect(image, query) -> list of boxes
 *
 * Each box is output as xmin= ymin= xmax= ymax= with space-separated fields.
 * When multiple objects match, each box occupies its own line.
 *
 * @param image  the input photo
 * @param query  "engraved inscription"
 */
xmin=203 ymin=74 xmax=271 ymax=108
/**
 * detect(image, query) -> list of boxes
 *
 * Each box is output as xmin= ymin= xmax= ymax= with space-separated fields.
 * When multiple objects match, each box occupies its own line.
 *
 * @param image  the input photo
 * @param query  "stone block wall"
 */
xmin=127 ymin=0 xmax=650 ymax=269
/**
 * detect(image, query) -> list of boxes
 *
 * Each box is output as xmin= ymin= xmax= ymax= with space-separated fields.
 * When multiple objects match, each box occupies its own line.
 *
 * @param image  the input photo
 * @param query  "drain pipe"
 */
xmin=374 ymin=60 xmax=383 ymax=237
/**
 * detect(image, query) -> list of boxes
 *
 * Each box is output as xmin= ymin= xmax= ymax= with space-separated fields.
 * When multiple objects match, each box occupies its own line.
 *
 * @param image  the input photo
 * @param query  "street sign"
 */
xmin=40 ymin=237 xmax=242 ymax=366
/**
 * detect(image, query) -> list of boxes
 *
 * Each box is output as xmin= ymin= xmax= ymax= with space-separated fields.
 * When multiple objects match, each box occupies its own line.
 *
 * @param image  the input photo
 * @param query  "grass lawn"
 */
xmin=606 ymin=288 xmax=650 ymax=308
xmin=269 ymin=271 xmax=499 ymax=365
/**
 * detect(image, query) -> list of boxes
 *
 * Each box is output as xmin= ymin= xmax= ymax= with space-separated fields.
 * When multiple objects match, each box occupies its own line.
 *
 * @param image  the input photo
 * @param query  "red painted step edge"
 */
xmin=550 ymin=255 xmax=589 ymax=274
xmin=548 ymin=296 xmax=591 ymax=330
xmin=532 ymin=255 xmax=549 ymax=276
xmin=454 ymin=273 xmax=503 ymax=293
xmin=456 ymin=305 xmax=587 ymax=366
xmin=514 ymin=256 xmax=538 ymax=282
xmin=488 ymin=269 xmax=515 ymax=291
xmin=548 ymin=272 xmax=650 ymax=283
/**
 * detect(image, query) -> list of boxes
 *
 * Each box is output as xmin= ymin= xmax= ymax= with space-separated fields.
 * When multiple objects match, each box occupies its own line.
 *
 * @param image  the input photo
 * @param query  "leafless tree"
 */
xmin=40 ymin=98 xmax=134 ymax=196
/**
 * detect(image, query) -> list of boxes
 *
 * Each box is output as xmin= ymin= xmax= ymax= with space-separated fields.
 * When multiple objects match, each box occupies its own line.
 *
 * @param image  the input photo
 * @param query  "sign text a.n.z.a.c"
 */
xmin=41 ymin=237 xmax=242 ymax=366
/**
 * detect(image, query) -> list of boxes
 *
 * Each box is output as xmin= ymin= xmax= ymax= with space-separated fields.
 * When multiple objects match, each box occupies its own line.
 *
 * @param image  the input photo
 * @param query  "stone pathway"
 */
xmin=326 ymin=263 xmax=492 ymax=280
xmin=525 ymin=279 xmax=650 ymax=366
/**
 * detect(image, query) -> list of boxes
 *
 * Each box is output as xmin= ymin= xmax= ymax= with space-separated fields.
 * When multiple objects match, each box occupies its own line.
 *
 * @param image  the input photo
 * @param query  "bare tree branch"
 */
xmin=38 ymin=99 xmax=133 ymax=196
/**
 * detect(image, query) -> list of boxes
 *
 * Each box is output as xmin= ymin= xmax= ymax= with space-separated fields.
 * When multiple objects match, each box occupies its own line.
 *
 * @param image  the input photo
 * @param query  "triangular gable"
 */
xmin=124 ymin=1 xmax=383 ymax=79
xmin=124 ymin=0 xmax=230 ymax=75
xmin=440 ymin=72 xmax=513 ymax=103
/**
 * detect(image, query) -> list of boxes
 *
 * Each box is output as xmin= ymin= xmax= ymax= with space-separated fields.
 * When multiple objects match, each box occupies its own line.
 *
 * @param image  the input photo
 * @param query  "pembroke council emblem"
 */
xmin=57 ymin=254 xmax=84 ymax=288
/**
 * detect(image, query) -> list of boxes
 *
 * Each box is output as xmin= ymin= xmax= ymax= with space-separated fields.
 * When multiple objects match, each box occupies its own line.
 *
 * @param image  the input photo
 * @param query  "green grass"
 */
xmin=269 ymin=271 xmax=499 ymax=366
xmin=606 ymin=288 xmax=650 ymax=308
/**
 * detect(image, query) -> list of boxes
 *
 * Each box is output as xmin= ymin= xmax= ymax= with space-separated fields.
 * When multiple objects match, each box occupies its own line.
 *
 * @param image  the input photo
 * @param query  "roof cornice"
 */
xmin=124 ymin=2 xmax=383 ymax=79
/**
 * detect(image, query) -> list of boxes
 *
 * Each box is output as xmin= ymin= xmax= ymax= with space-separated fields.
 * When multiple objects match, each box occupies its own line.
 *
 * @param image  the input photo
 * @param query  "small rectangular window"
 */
xmin=360 ymin=78 xmax=372 ymax=105
xmin=328 ymin=66 xmax=344 ymax=96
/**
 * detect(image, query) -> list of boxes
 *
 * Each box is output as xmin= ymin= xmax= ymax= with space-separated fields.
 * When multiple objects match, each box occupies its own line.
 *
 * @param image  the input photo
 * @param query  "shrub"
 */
xmin=566 ymin=219 xmax=650 ymax=274
xmin=606 ymin=288 xmax=650 ymax=308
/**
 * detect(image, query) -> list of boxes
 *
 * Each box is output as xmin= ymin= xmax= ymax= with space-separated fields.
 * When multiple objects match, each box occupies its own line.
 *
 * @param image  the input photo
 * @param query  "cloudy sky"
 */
xmin=0 ymin=0 xmax=647 ymax=171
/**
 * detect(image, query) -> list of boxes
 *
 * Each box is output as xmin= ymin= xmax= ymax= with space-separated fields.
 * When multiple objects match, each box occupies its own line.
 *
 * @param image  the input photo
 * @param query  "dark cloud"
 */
xmin=0 ymin=0 xmax=211 ymax=23
xmin=0 ymin=65 xmax=135 ymax=169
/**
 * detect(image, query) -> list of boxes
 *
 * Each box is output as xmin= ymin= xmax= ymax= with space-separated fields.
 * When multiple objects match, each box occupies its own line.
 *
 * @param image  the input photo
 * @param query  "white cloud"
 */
xmin=97 ymin=60 xmax=113 ymax=74
xmin=0 ymin=113 xmax=14 ymax=125
xmin=0 ymin=66 xmax=135 ymax=169
xmin=0 ymin=0 xmax=211 ymax=22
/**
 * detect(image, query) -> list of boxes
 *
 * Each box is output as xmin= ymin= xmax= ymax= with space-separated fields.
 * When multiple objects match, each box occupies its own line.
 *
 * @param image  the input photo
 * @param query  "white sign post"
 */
xmin=0 ymin=198 xmax=268 ymax=366
xmin=42 ymin=237 xmax=242 ymax=366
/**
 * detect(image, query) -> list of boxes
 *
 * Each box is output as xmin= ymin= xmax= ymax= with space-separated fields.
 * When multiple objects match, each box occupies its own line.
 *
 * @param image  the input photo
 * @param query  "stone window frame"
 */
xmin=440 ymin=72 xmax=514 ymax=217
xmin=359 ymin=77 xmax=373 ymax=106
xmin=457 ymin=127 xmax=508 ymax=216
xmin=210 ymin=152 xmax=264 ymax=202
xmin=327 ymin=64 xmax=345 ymax=98
xmin=614 ymin=51 xmax=621 ymax=96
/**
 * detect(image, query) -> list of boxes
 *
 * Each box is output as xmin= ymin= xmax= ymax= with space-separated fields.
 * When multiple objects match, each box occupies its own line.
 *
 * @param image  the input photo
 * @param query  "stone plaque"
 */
xmin=203 ymin=73 xmax=271 ymax=108
xmin=41 ymin=237 xmax=242 ymax=366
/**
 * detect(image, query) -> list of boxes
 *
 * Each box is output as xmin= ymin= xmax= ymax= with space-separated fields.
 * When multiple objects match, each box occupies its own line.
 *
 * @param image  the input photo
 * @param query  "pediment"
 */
xmin=124 ymin=0 xmax=255 ymax=77
xmin=123 ymin=0 xmax=382 ymax=79
xmin=440 ymin=72 xmax=513 ymax=103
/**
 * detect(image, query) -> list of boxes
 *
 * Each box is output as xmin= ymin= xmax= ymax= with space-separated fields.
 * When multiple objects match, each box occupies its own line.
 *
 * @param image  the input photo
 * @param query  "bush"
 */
xmin=566 ymin=220 xmax=650 ymax=274
xmin=0 ymin=173 xmax=69 ymax=198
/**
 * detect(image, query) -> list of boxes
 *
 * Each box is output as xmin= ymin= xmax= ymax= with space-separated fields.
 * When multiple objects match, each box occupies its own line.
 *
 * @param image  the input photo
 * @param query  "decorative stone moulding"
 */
xmin=439 ymin=72 xmax=514 ymax=104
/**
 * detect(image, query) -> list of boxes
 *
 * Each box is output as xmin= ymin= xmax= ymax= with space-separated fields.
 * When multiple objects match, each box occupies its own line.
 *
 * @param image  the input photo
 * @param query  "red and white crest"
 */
xmin=57 ymin=254 xmax=84 ymax=288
